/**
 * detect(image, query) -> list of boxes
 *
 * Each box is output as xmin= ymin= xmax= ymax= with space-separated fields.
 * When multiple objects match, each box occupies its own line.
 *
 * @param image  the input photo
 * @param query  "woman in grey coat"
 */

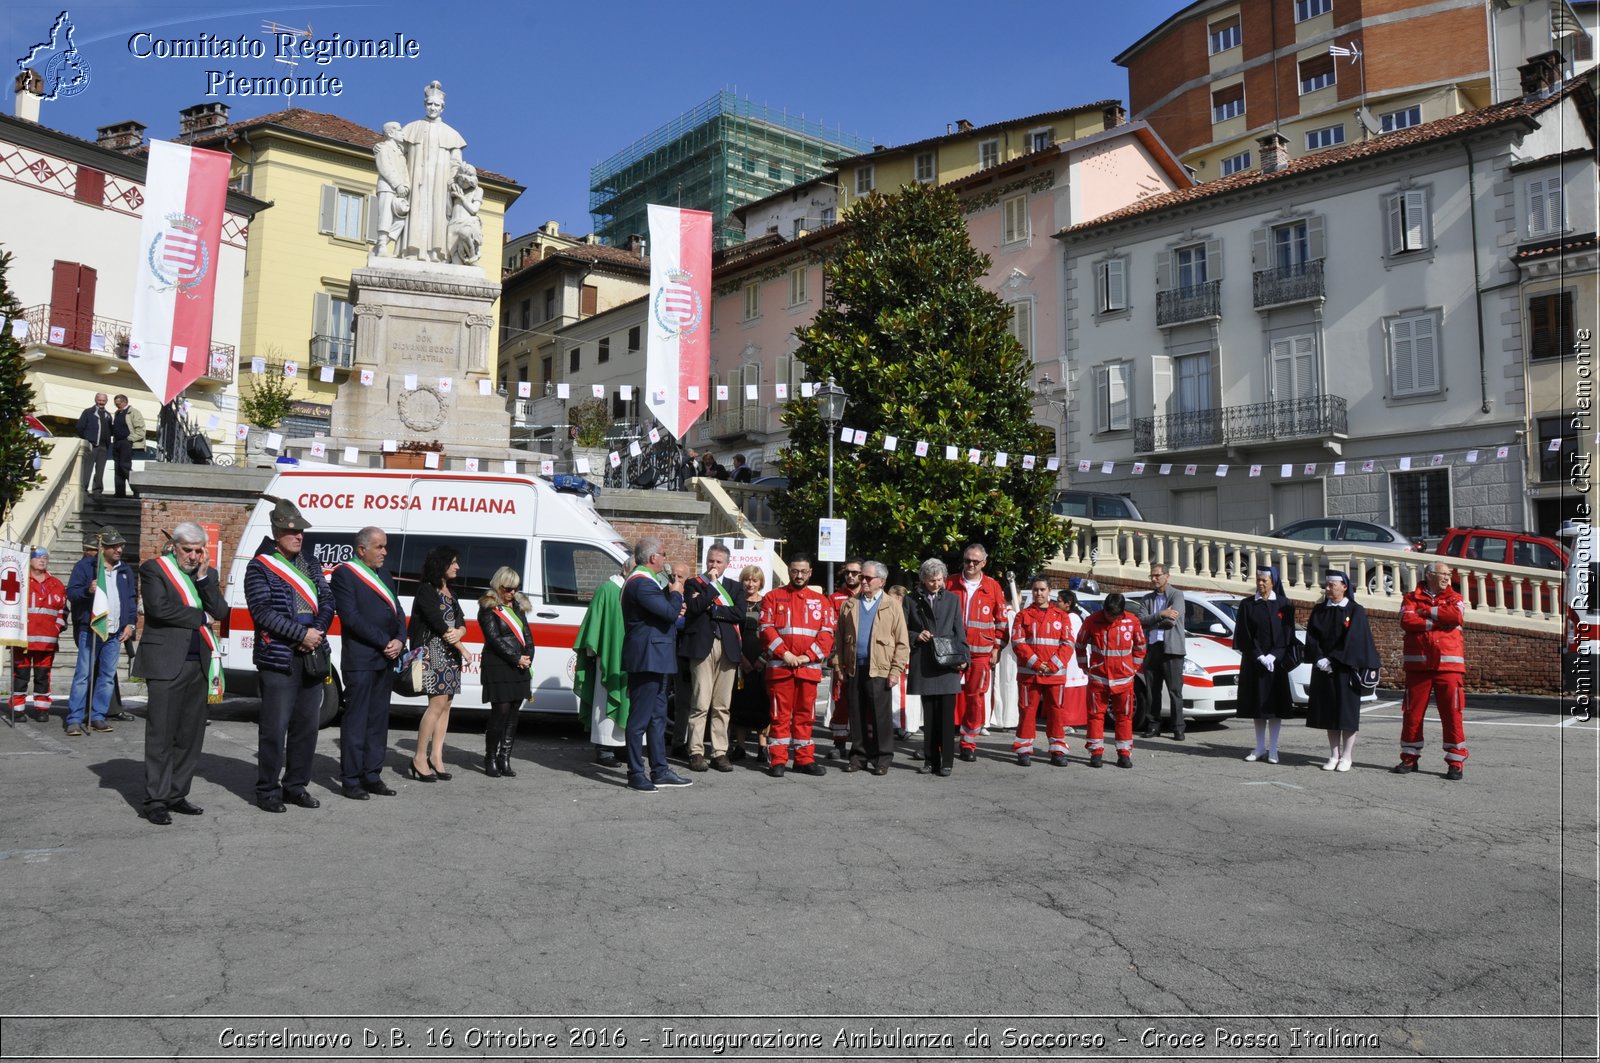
xmin=905 ymin=558 xmax=969 ymax=776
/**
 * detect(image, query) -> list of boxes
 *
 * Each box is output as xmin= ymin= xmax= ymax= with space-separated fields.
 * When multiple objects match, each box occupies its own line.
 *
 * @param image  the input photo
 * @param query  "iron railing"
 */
xmin=1135 ymin=394 xmax=1348 ymax=454
xmin=19 ymin=304 xmax=236 ymax=383
xmin=1253 ymin=259 xmax=1325 ymax=308
xmin=707 ymin=405 xmax=768 ymax=438
xmin=310 ymin=334 xmax=354 ymax=369
xmin=1155 ymin=280 xmax=1222 ymax=327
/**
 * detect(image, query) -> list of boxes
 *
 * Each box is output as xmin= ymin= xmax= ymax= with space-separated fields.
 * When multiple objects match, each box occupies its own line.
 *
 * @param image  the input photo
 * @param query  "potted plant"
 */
xmin=385 ymin=438 xmax=444 ymax=470
xmin=567 ymin=398 xmax=610 ymax=476
xmin=238 ymin=358 xmax=296 ymax=467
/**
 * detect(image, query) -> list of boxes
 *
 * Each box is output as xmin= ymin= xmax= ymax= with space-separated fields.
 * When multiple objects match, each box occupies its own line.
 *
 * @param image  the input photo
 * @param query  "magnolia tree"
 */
xmin=774 ymin=183 xmax=1068 ymax=582
xmin=0 ymin=250 xmax=48 ymax=521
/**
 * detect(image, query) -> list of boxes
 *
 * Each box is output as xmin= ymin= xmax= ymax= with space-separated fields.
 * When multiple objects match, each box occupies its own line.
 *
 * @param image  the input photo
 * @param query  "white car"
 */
xmin=1182 ymin=592 xmax=1375 ymax=708
xmin=1073 ymin=593 xmax=1239 ymax=723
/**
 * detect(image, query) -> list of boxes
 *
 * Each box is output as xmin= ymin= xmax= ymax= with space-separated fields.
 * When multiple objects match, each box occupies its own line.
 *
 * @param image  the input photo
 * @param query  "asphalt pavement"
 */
xmin=0 ymin=694 xmax=1593 ymax=1062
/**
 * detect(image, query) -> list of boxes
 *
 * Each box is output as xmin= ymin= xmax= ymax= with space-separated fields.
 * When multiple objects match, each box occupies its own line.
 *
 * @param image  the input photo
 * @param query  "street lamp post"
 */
xmin=1038 ymin=373 xmax=1068 ymax=491
xmin=816 ymin=375 xmax=848 ymax=594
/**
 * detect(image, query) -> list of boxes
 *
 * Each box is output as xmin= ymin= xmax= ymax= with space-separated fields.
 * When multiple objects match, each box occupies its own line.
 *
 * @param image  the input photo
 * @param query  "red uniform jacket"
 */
xmin=761 ymin=584 xmax=836 ymax=682
xmin=1081 ymin=609 xmax=1146 ymax=687
xmin=25 ymin=572 xmax=67 ymax=652
xmin=945 ymin=573 xmax=1009 ymax=653
xmin=1011 ymin=603 xmax=1074 ymax=685
xmin=1400 ymin=584 xmax=1466 ymax=674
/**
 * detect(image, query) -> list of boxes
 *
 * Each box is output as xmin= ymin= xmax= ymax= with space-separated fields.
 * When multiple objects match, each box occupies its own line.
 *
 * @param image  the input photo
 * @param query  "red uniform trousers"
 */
xmin=1015 ymin=679 xmax=1067 ymax=757
xmin=10 ymin=648 xmax=57 ymax=713
xmin=1086 ymin=680 xmax=1135 ymax=757
xmin=1399 ymin=670 xmax=1468 ymax=769
xmin=957 ymin=654 xmax=993 ymax=752
xmin=767 ymin=672 xmax=819 ymax=767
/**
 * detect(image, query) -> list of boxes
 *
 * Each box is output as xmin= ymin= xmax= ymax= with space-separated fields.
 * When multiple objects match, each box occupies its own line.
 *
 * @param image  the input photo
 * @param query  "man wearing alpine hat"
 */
xmin=244 ymin=496 xmax=334 ymax=812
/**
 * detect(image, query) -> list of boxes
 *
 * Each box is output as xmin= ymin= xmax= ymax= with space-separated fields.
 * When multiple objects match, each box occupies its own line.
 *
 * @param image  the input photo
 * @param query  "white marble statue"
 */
xmin=371 ymin=121 xmax=409 ymax=258
xmin=398 ymin=81 xmax=465 ymax=263
xmin=447 ymin=163 xmax=484 ymax=266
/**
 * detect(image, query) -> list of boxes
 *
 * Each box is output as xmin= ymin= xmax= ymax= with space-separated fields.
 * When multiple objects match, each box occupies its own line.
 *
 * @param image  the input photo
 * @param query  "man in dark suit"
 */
xmin=132 ymin=524 xmax=227 ymax=825
xmin=76 ymin=392 xmax=113 ymax=496
xmin=110 ymin=394 xmax=145 ymax=498
xmin=621 ymin=537 xmax=694 ymax=794
xmin=330 ymin=526 xmax=406 ymax=801
xmin=681 ymin=542 xmax=745 ymax=772
xmin=1139 ymin=563 xmax=1189 ymax=739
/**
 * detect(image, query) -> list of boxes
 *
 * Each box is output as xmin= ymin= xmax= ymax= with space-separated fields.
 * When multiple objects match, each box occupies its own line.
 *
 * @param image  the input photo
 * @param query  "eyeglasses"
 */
xmin=962 ymin=558 xmax=983 ymax=566
xmin=843 ymin=570 xmax=862 ymax=577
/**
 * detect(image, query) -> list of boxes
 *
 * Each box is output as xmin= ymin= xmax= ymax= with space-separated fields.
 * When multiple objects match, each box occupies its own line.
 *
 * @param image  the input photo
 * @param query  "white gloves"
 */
xmin=1257 ymin=654 xmax=1275 ymax=672
xmin=1316 ymin=657 xmax=1332 ymax=673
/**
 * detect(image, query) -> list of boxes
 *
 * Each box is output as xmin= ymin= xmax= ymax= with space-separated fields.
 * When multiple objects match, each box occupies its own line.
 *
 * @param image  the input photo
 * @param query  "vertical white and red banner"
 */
xmin=128 ymin=140 xmax=230 ymax=403
xmin=645 ymin=204 xmax=712 ymax=441
xmin=0 ymin=543 xmax=29 ymax=649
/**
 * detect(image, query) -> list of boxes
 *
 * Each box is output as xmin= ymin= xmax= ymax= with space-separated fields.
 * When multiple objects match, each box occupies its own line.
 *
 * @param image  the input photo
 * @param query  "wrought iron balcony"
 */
xmin=1155 ymin=280 xmax=1222 ymax=327
xmin=707 ymin=404 xmax=769 ymax=439
xmin=310 ymin=334 xmax=354 ymax=368
xmin=1135 ymin=394 xmax=1348 ymax=454
xmin=20 ymin=304 xmax=235 ymax=385
xmin=1253 ymin=259 xmax=1324 ymax=308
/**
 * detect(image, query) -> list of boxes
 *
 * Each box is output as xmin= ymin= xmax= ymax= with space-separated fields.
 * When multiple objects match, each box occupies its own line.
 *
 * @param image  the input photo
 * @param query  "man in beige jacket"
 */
xmin=832 ymin=561 xmax=910 ymax=776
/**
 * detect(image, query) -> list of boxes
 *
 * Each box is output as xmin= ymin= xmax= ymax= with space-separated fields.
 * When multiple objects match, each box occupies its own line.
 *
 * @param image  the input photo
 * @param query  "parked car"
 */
xmin=1074 ymin=593 xmax=1238 ymax=724
xmin=1051 ymin=490 xmax=1145 ymax=522
xmin=1435 ymin=526 xmax=1567 ymax=612
xmin=1264 ymin=517 xmax=1422 ymax=593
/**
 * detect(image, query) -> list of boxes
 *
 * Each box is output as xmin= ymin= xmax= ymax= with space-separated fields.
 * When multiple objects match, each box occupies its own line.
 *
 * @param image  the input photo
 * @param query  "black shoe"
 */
xmin=916 ymin=763 xmax=934 ymax=774
xmin=169 ymin=799 xmax=204 ymax=816
xmin=654 ymin=770 xmax=694 ymax=788
xmin=1016 ymin=754 xmax=1031 ymax=767
xmin=767 ymin=763 xmax=786 ymax=778
xmin=1445 ymin=766 xmax=1463 ymax=781
xmin=958 ymin=749 xmax=977 ymax=762
xmin=285 ymin=791 xmax=321 ymax=809
xmin=145 ymin=808 xmax=172 ymax=826
xmin=110 ymin=711 xmax=136 ymax=722
xmin=1141 ymin=728 xmax=1159 ymax=739
xmin=341 ymin=785 xmax=371 ymax=800
xmin=728 ymin=744 xmax=747 ymax=762
xmin=796 ymin=762 xmax=827 ymax=777
xmin=404 ymin=763 xmax=438 ymax=782
xmin=1117 ymin=753 xmax=1133 ymax=769
xmin=484 ymin=756 xmax=502 ymax=778
xmin=1390 ymin=762 xmax=1417 ymax=775
xmin=934 ymin=767 xmax=952 ymax=777
xmin=257 ymin=798 xmax=287 ymax=813
xmin=1050 ymin=753 xmax=1069 ymax=767
xmin=869 ymin=763 xmax=888 ymax=776
xmin=596 ymin=749 xmax=620 ymax=766
xmin=842 ymin=761 xmax=864 ymax=773
xmin=28 ymin=710 xmax=49 ymax=723
xmin=1172 ymin=732 xmax=1186 ymax=742
xmin=431 ymin=768 xmax=453 ymax=781
xmin=362 ymin=780 xmax=397 ymax=796
xmin=496 ymin=755 xmax=517 ymax=778
xmin=1089 ymin=753 xmax=1103 ymax=769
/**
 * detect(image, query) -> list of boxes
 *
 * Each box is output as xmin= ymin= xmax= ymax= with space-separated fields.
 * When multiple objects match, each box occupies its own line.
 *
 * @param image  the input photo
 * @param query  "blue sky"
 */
xmin=6 ymin=0 xmax=1179 ymax=239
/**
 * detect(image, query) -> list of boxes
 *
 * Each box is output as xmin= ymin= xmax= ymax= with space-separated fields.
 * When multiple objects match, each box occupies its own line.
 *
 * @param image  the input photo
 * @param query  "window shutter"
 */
xmin=364 ymin=194 xmax=379 ymax=244
xmin=1411 ymin=316 xmax=1438 ymax=393
xmin=318 ymin=184 xmax=337 ymax=235
xmin=1386 ymin=194 xmax=1405 ymax=255
xmin=1095 ymin=367 xmax=1110 ymax=431
xmin=1402 ymin=190 xmax=1427 ymax=250
xmin=1250 ymin=227 xmax=1269 ymax=271
xmin=1156 ymin=251 xmax=1172 ymax=292
xmin=1546 ymin=180 xmax=1564 ymax=233
xmin=581 ymin=284 xmax=598 ymax=316
xmin=1307 ymin=215 xmax=1326 ymax=260
xmin=1204 ymin=239 xmax=1222 ymax=282
xmin=1111 ymin=363 xmax=1130 ymax=430
xmin=312 ymin=292 xmax=331 ymax=346
xmin=1292 ymin=335 xmax=1316 ymax=397
xmin=1103 ymin=259 xmax=1126 ymax=311
xmin=1271 ymin=338 xmax=1293 ymax=401
xmin=1009 ymin=300 xmax=1033 ymax=358
xmin=74 ymin=166 xmax=105 ymax=206
xmin=776 ymin=355 xmax=791 ymax=392
xmin=1151 ymin=355 xmax=1174 ymax=417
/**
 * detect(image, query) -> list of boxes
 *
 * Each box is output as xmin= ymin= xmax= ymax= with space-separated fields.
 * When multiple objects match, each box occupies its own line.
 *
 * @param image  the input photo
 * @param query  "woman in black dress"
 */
xmin=1304 ymin=570 xmax=1379 ymax=772
xmin=906 ymin=558 xmax=968 ymax=776
xmin=1234 ymin=566 xmax=1295 ymax=764
xmin=408 ymin=545 xmax=465 ymax=781
xmin=728 ymin=564 xmax=770 ymax=763
xmin=478 ymin=566 xmax=533 ymax=778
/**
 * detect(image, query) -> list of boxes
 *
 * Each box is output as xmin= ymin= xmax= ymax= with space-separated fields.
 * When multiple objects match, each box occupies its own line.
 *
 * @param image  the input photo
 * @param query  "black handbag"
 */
xmin=932 ymin=636 xmax=969 ymax=669
xmin=303 ymin=642 xmax=332 ymax=680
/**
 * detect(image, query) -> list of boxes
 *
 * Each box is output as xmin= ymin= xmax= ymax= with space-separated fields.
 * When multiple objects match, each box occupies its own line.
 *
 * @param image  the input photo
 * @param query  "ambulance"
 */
xmin=219 ymin=466 xmax=630 ymax=724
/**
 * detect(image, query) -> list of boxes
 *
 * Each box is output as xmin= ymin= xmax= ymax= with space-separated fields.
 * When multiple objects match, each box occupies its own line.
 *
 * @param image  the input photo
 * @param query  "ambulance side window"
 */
xmin=394 ymin=535 xmax=526 ymax=599
xmin=542 ymin=541 xmax=622 ymax=606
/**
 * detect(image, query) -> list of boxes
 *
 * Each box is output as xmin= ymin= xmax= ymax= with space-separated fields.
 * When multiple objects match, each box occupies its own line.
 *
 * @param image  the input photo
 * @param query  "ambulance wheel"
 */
xmin=318 ymin=675 xmax=344 ymax=728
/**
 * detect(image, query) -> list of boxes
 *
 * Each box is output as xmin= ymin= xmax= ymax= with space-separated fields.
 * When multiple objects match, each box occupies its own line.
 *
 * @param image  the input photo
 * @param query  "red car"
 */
xmin=1435 ymin=527 xmax=1566 ymax=611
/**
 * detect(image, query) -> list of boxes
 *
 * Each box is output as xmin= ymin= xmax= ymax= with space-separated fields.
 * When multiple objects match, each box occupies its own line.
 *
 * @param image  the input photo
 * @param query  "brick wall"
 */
xmin=139 ymin=497 xmax=257 ymax=571
xmin=607 ymin=518 xmax=699 ymax=570
xmin=1093 ymin=576 xmax=1560 ymax=695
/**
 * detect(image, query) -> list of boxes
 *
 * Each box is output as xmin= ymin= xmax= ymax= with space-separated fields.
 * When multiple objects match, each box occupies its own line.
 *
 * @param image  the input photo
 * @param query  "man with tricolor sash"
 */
xmin=244 ymin=496 xmax=335 ymax=813
xmin=132 ymin=524 xmax=227 ymax=825
xmin=331 ymin=526 xmax=406 ymax=800
xmin=64 ymin=527 xmax=137 ymax=737
xmin=680 ymin=543 xmax=745 ymax=772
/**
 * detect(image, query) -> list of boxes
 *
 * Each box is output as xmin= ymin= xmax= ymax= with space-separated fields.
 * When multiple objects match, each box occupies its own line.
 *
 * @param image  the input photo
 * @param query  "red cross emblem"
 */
xmin=0 ymin=562 xmax=22 ymax=606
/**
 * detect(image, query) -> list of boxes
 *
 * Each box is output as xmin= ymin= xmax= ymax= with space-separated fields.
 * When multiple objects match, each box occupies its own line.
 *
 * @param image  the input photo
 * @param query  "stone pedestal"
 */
xmin=331 ymin=259 xmax=508 ymax=453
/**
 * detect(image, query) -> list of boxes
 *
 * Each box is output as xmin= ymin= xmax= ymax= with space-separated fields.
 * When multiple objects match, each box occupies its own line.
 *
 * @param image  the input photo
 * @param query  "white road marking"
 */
xmin=1241 ymin=780 xmax=1305 ymax=790
xmin=1360 ymin=713 xmax=1591 ymax=728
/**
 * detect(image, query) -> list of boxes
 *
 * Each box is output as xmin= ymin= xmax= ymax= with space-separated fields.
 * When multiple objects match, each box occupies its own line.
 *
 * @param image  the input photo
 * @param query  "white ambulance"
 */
xmin=219 ymin=466 xmax=629 ymax=724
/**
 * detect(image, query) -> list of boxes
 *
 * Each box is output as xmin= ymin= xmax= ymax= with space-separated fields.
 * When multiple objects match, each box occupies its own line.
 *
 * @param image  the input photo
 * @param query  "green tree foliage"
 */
xmin=775 ymin=183 xmax=1069 ymax=581
xmin=0 ymin=249 xmax=48 ymax=521
xmin=238 ymin=355 xmax=296 ymax=429
xmin=567 ymin=398 xmax=611 ymax=448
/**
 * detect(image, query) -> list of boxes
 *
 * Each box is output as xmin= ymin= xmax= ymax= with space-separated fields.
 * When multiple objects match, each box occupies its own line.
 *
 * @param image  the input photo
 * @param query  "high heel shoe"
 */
xmin=430 ymin=765 xmax=453 ymax=781
xmin=404 ymin=762 xmax=437 ymax=782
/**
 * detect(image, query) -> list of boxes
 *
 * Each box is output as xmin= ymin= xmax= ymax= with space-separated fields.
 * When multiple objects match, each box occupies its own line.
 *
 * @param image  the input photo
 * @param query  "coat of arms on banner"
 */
xmin=146 ymin=212 xmax=210 ymax=295
xmin=652 ymin=268 xmax=703 ymax=338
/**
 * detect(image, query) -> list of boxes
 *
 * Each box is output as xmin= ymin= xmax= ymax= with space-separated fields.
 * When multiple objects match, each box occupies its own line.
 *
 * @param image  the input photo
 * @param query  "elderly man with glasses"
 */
xmin=945 ymin=543 xmax=1009 ymax=761
xmin=1395 ymin=561 xmax=1469 ymax=780
xmin=831 ymin=561 xmax=909 ymax=775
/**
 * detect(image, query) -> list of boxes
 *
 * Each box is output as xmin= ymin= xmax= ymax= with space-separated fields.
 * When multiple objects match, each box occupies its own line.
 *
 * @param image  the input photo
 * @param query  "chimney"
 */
xmin=626 ymin=233 xmax=644 ymax=257
xmin=13 ymin=70 xmax=42 ymax=123
xmin=96 ymin=120 xmax=147 ymax=153
xmin=956 ymin=118 xmax=974 ymax=132
xmin=1103 ymin=103 xmax=1127 ymax=130
xmin=1256 ymin=132 xmax=1291 ymax=174
xmin=176 ymin=102 xmax=229 ymax=142
xmin=519 ymin=247 xmax=539 ymax=268
xmin=1518 ymin=50 xmax=1565 ymax=96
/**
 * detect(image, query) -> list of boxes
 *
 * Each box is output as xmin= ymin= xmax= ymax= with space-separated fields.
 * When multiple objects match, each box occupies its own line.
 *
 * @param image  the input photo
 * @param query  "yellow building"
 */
xmin=833 ymin=101 xmax=1125 ymax=214
xmin=189 ymin=104 xmax=521 ymax=436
